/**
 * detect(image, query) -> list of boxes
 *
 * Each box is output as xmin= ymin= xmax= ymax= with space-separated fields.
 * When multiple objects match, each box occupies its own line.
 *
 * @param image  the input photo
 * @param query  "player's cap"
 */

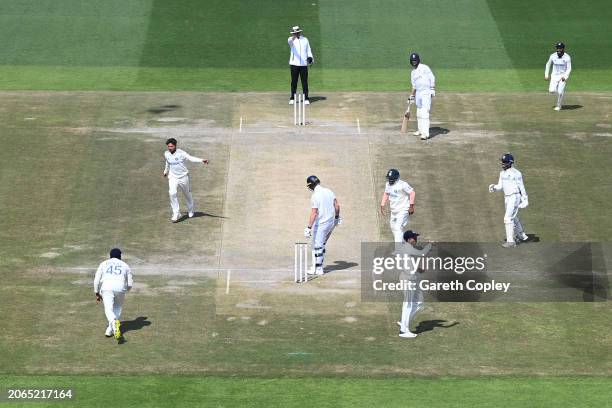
xmin=110 ymin=248 xmax=122 ymax=259
xmin=290 ymin=26 xmax=303 ymax=34
xmin=403 ymin=230 xmax=420 ymax=241
xmin=555 ymin=42 xmax=565 ymax=49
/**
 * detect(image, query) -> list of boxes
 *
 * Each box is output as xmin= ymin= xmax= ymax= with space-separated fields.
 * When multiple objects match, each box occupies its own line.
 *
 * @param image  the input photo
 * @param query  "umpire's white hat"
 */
xmin=290 ymin=26 xmax=303 ymax=34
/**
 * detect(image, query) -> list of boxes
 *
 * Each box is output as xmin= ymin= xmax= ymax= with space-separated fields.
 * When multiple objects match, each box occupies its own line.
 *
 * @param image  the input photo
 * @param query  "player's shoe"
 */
xmin=413 ymin=130 xmax=421 ymax=136
xmin=113 ymin=319 xmax=121 ymax=340
xmin=315 ymin=267 xmax=324 ymax=275
xmin=554 ymin=106 xmax=561 ymax=111
xmin=105 ymin=325 xmax=113 ymax=338
xmin=399 ymin=331 xmax=417 ymax=338
xmin=188 ymin=212 xmax=194 ymax=218
xmin=502 ymin=241 xmax=517 ymax=248
xmin=517 ymin=233 xmax=529 ymax=242
xmin=289 ymin=99 xmax=295 ymax=105
xmin=420 ymin=135 xmax=428 ymax=140
xmin=171 ymin=213 xmax=181 ymax=223
xmin=304 ymin=99 xmax=310 ymax=105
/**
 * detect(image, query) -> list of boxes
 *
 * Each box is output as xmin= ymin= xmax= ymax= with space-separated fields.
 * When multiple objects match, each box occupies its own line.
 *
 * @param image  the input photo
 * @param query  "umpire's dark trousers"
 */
xmin=290 ymin=65 xmax=309 ymax=100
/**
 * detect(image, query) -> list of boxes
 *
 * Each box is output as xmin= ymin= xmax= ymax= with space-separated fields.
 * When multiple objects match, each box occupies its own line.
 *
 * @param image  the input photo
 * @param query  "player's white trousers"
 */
xmin=168 ymin=175 xmax=194 ymax=216
xmin=549 ymin=75 xmax=567 ymax=107
xmin=400 ymin=283 xmax=423 ymax=333
xmin=415 ymin=90 xmax=433 ymax=137
xmin=390 ymin=210 xmax=409 ymax=242
xmin=311 ymin=221 xmax=335 ymax=270
xmin=101 ymin=290 xmax=126 ymax=324
xmin=503 ymin=193 xmax=525 ymax=243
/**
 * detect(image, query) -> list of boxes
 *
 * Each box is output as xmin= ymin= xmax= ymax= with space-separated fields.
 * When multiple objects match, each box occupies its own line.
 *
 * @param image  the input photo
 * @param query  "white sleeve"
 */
xmin=516 ymin=172 xmax=527 ymax=198
xmin=411 ymin=72 xmax=416 ymax=90
xmin=93 ymin=263 xmax=103 ymax=294
xmin=184 ymin=152 xmax=204 ymax=163
xmin=565 ymin=56 xmax=571 ymax=78
xmin=288 ymin=37 xmax=293 ymax=46
xmin=428 ymin=67 xmax=436 ymax=88
xmin=311 ymin=195 xmax=319 ymax=209
xmin=126 ymin=265 xmax=133 ymax=289
xmin=403 ymin=182 xmax=414 ymax=194
xmin=494 ymin=172 xmax=502 ymax=191
xmin=163 ymin=156 xmax=169 ymax=174
xmin=306 ymin=39 xmax=313 ymax=59
xmin=545 ymin=55 xmax=552 ymax=76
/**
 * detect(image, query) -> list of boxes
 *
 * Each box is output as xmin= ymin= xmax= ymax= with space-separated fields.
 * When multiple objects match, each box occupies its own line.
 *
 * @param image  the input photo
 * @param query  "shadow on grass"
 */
xmin=428 ymin=127 xmax=450 ymax=139
xmin=308 ymin=96 xmax=327 ymax=103
xmin=562 ymin=104 xmax=583 ymax=110
xmin=325 ymin=261 xmax=359 ymax=272
xmin=414 ymin=319 xmax=459 ymax=334
xmin=174 ymin=211 xmax=227 ymax=223
xmin=147 ymin=104 xmax=181 ymax=114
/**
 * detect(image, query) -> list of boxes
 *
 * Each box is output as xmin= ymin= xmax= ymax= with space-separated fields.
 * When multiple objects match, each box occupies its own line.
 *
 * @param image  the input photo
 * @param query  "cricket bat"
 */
xmin=400 ymin=100 xmax=412 ymax=133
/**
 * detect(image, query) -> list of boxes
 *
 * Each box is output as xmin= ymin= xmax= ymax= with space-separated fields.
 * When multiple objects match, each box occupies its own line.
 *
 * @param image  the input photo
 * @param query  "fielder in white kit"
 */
xmin=409 ymin=53 xmax=436 ymax=140
xmin=397 ymin=230 xmax=432 ymax=338
xmin=163 ymin=138 xmax=209 ymax=223
xmin=545 ymin=42 xmax=571 ymax=111
xmin=380 ymin=169 xmax=415 ymax=243
xmin=488 ymin=153 xmax=529 ymax=248
xmin=93 ymin=248 xmax=133 ymax=340
xmin=304 ymin=176 xmax=341 ymax=275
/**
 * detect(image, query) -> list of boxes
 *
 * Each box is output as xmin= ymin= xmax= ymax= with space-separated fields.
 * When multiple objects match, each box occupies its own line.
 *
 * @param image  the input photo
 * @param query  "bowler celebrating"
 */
xmin=409 ymin=53 xmax=436 ymax=140
xmin=304 ymin=176 xmax=341 ymax=275
xmin=93 ymin=248 xmax=133 ymax=340
xmin=163 ymin=138 xmax=209 ymax=223
xmin=545 ymin=42 xmax=572 ymax=111
xmin=380 ymin=169 xmax=415 ymax=243
xmin=488 ymin=153 xmax=529 ymax=248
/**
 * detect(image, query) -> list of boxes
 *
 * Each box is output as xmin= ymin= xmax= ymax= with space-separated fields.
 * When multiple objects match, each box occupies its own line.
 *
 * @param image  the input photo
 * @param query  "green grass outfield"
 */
xmin=0 ymin=0 xmax=611 ymax=91
xmin=1 ymin=376 xmax=611 ymax=407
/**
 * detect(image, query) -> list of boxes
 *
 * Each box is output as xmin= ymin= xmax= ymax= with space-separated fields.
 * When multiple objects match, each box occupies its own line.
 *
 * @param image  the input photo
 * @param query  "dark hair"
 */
xmin=166 ymin=138 xmax=177 ymax=145
xmin=110 ymin=248 xmax=122 ymax=259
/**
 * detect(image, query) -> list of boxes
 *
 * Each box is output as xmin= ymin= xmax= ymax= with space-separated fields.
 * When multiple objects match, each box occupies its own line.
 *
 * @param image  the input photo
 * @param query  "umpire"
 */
xmin=288 ymin=25 xmax=314 ymax=105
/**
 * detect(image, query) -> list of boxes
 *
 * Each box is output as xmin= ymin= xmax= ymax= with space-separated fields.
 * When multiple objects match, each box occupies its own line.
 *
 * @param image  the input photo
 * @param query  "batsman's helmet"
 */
xmin=409 ymin=53 xmax=420 ymax=67
xmin=555 ymin=42 xmax=565 ymax=49
xmin=501 ymin=153 xmax=514 ymax=165
xmin=386 ymin=169 xmax=400 ymax=184
xmin=306 ymin=175 xmax=320 ymax=191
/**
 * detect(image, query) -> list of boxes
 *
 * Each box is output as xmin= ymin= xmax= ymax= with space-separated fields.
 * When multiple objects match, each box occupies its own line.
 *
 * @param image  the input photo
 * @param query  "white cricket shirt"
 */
xmin=495 ymin=167 xmax=527 ymax=197
xmin=411 ymin=64 xmax=436 ymax=92
xmin=164 ymin=149 xmax=204 ymax=179
xmin=545 ymin=53 xmax=571 ymax=77
xmin=94 ymin=258 xmax=133 ymax=293
xmin=311 ymin=185 xmax=336 ymax=225
xmin=385 ymin=179 xmax=414 ymax=213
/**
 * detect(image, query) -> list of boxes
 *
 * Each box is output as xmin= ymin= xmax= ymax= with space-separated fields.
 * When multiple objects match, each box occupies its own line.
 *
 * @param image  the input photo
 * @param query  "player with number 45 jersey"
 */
xmin=93 ymin=248 xmax=133 ymax=340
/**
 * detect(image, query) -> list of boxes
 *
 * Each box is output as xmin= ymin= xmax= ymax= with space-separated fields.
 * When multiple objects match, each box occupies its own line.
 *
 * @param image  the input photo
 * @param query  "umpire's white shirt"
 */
xmin=94 ymin=258 xmax=133 ymax=293
xmin=288 ymin=36 xmax=313 ymax=66
xmin=495 ymin=168 xmax=527 ymax=197
xmin=311 ymin=185 xmax=336 ymax=225
xmin=411 ymin=64 xmax=435 ymax=92
xmin=385 ymin=180 xmax=414 ymax=213
xmin=545 ymin=53 xmax=571 ymax=77
xmin=164 ymin=149 xmax=204 ymax=179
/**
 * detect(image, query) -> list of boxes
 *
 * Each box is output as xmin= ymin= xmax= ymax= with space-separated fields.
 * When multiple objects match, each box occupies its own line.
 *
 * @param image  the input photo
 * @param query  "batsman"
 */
xmin=408 ymin=53 xmax=436 ymax=140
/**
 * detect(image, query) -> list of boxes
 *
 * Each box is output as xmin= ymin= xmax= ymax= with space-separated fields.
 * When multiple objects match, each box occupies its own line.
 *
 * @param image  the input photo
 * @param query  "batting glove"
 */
xmin=430 ymin=89 xmax=436 ymax=97
xmin=304 ymin=226 xmax=312 ymax=238
xmin=407 ymin=95 xmax=415 ymax=103
xmin=488 ymin=184 xmax=497 ymax=193
xmin=335 ymin=216 xmax=343 ymax=226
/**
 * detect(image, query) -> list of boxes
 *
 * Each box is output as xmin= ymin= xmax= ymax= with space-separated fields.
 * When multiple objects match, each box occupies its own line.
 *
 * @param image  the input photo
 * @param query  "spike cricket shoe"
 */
xmin=413 ymin=130 xmax=421 ymax=136
xmin=113 ymin=319 xmax=121 ymax=340
xmin=171 ymin=213 xmax=181 ymax=223
xmin=289 ymin=99 xmax=295 ymax=105
xmin=399 ymin=331 xmax=418 ymax=338
xmin=188 ymin=212 xmax=194 ymax=218
xmin=304 ymin=99 xmax=310 ymax=105
xmin=420 ymin=135 xmax=428 ymax=140
xmin=105 ymin=325 xmax=113 ymax=338
xmin=554 ymin=106 xmax=561 ymax=111
xmin=502 ymin=241 xmax=517 ymax=248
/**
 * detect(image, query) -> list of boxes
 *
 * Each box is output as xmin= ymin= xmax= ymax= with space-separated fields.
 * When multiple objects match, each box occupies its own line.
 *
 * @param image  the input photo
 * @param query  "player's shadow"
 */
xmin=523 ymin=233 xmax=540 ymax=243
xmin=121 ymin=316 xmax=151 ymax=334
xmin=325 ymin=261 xmax=359 ymax=272
xmin=428 ymin=127 xmax=450 ymax=139
xmin=308 ymin=96 xmax=327 ymax=103
xmin=147 ymin=104 xmax=181 ymax=114
xmin=414 ymin=319 xmax=459 ymax=334
xmin=562 ymin=104 xmax=583 ymax=110
xmin=175 ymin=212 xmax=227 ymax=223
